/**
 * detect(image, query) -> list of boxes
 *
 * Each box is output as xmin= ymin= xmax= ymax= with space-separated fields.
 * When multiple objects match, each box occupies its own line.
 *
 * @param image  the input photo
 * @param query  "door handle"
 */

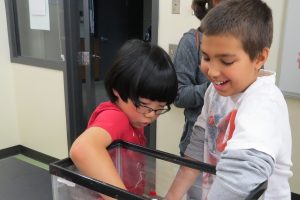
xmin=92 ymin=54 xmax=101 ymax=60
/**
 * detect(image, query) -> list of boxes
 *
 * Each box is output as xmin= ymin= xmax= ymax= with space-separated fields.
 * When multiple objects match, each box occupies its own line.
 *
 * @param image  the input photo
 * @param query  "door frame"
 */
xmin=63 ymin=0 xmax=84 ymax=149
xmin=63 ymin=0 xmax=159 ymax=149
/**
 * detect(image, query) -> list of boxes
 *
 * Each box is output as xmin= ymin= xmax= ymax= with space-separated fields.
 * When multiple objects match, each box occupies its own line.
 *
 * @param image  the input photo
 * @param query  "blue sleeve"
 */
xmin=208 ymin=149 xmax=274 ymax=199
xmin=173 ymin=31 xmax=209 ymax=109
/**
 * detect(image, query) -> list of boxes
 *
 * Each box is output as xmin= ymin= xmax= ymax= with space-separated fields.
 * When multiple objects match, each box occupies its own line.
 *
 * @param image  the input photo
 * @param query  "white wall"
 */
xmin=287 ymin=97 xmax=300 ymax=193
xmin=157 ymin=0 xmax=198 ymax=156
xmin=156 ymin=0 xmax=300 ymax=194
xmin=0 ymin=1 xmax=68 ymax=159
xmin=13 ymin=66 xmax=68 ymax=159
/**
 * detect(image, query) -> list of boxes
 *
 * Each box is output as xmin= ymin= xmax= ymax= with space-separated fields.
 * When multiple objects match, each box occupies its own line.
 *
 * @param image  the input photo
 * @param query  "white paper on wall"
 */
xmin=29 ymin=0 xmax=50 ymax=30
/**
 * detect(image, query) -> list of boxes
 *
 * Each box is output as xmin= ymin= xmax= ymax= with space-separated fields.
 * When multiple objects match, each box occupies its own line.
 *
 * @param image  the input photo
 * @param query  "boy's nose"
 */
xmin=207 ymin=64 xmax=220 ymax=78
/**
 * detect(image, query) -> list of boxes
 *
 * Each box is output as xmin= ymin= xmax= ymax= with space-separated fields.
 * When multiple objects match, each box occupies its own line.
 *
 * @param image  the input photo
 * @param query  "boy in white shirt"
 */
xmin=166 ymin=0 xmax=293 ymax=199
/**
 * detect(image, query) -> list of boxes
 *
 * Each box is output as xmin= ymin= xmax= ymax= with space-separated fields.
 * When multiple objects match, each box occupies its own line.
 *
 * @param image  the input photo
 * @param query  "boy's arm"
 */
xmin=165 ymin=125 xmax=205 ymax=199
xmin=165 ymin=160 xmax=201 ymax=200
xmin=69 ymin=127 xmax=126 ymax=200
xmin=184 ymin=125 xmax=205 ymax=161
xmin=207 ymin=149 xmax=274 ymax=199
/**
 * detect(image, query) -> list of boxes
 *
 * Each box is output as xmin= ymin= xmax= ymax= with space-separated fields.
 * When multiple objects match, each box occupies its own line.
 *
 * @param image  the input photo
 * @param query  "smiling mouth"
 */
xmin=214 ymin=80 xmax=229 ymax=85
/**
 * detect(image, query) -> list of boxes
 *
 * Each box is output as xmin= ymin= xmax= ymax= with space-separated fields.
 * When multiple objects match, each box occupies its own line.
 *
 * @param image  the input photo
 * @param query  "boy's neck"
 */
xmin=258 ymin=69 xmax=273 ymax=77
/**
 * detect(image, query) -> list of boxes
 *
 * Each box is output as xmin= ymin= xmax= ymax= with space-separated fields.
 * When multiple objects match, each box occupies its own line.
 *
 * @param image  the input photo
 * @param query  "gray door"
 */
xmin=68 ymin=0 xmax=159 ymax=149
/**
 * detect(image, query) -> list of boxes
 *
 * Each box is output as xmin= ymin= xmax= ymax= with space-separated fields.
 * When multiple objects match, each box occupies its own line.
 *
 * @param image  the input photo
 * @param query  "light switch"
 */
xmin=172 ymin=0 xmax=180 ymax=14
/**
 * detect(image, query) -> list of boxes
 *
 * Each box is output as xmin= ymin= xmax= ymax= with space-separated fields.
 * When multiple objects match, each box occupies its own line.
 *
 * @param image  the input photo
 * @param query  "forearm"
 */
xmin=207 ymin=149 xmax=274 ymax=199
xmin=73 ymin=149 xmax=125 ymax=200
xmin=166 ymin=124 xmax=205 ymax=199
xmin=70 ymin=128 xmax=126 ymax=200
xmin=72 ymin=147 xmax=126 ymax=188
xmin=165 ymin=165 xmax=200 ymax=200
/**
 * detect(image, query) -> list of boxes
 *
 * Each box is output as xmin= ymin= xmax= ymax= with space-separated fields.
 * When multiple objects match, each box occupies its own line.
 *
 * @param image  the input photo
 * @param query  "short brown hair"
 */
xmin=200 ymin=0 xmax=273 ymax=60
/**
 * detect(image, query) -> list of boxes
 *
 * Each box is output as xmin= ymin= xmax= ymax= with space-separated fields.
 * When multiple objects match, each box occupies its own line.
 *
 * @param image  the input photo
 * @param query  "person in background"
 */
xmin=173 ymin=0 xmax=221 ymax=199
xmin=70 ymin=39 xmax=178 ymax=200
xmin=166 ymin=0 xmax=293 ymax=199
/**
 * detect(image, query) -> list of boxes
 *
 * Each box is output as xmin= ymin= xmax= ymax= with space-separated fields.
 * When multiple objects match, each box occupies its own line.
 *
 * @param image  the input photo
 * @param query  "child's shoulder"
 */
xmin=238 ymin=72 xmax=288 ymax=112
xmin=180 ymin=28 xmax=200 ymax=44
xmin=88 ymin=101 xmax=129 ymax=127
xmin=246 ymin=71 xmax=284 ymax=101
xmin=95 ymin=101 xmax=120 ymax=112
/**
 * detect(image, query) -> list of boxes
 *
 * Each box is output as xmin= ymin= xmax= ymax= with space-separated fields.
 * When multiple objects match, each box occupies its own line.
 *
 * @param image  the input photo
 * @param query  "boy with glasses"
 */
xmin=70 ymin=39 xmax=178 ymax=200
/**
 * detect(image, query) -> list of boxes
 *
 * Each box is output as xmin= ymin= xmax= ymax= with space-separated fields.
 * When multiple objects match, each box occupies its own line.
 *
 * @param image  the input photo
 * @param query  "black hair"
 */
xmin=104 ymin=39 xmax=178 ymax=105
xmin=192 ymin=0 xmax=214 ymax=20
xmin=200 ymin=0 xmax=273 ymax=61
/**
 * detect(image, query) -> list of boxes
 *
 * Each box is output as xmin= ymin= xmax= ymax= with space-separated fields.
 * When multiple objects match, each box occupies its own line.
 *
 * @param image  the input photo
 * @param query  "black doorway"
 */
xmin=93 ymin=0 xmax=144 ymax=81
xmin=65 ymin=0 xmax=159 ymax=149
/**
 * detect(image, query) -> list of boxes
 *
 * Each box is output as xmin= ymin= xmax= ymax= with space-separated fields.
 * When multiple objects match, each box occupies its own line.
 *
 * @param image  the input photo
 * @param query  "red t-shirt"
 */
xmin=87 ymin=101 xmax=146 ymax=195
xmin=88 ymin=101 xmax=146 ymax=145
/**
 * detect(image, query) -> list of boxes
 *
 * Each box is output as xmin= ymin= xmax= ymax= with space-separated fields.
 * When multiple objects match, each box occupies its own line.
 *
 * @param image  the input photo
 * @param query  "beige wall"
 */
xmin=13 ymin=66 xmax=68 ymax=159
xmin=156 ymin=0 xmax=300 ymax=194
xmin=0 ymin=1 xmax=68 ymax=159
xmin=0 ymin=1 xmax=20 ymax=149
xmin=157 ymin=0 xmax=198 ymax=155
xmin=287 ymin=97 xmax=300 ymax=193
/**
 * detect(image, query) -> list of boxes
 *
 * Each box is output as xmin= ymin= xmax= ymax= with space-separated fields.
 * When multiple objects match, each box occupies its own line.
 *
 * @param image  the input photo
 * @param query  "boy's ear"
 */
xmin=255 ymin=47 xmax=269 ymax=70
xmin=113 ymin=89 xmax=120 ymax=98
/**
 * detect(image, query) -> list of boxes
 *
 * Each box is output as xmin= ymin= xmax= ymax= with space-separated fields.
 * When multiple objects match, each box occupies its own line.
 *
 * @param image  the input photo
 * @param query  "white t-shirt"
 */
xmin=187 ymin=70 xmax=293 ymax=199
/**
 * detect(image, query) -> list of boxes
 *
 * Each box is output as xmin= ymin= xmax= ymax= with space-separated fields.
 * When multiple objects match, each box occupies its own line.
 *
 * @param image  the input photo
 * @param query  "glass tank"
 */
xmin=50 ymin=140 xmax=267 ymax=200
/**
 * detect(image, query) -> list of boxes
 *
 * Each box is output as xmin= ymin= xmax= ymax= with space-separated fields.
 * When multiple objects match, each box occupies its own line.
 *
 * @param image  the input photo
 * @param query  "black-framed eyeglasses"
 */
xmin=134 ymin=103 xmax=171 ymax=115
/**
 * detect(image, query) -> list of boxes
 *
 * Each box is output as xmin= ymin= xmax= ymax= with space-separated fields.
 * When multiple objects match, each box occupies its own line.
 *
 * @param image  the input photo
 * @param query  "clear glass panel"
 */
xmin=51 ymin=175 xmax=100 ymax=200
xmin=51 ymin=143 xmax=267 ymax=199
xmin=108 ymin=147 xmax=209 ymax=199
xmin=51 ymin=145 xmax=211 ymax=200
xmin=15 ymin=0 xmax=65 ymax=61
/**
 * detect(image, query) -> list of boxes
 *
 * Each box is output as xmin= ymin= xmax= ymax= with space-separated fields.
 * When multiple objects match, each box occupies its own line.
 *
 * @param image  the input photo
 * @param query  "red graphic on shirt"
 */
xmin=216 ymin=109 xmax=237 ymax=152
xmin=208 ymin=115 xmax=215 ymax=125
